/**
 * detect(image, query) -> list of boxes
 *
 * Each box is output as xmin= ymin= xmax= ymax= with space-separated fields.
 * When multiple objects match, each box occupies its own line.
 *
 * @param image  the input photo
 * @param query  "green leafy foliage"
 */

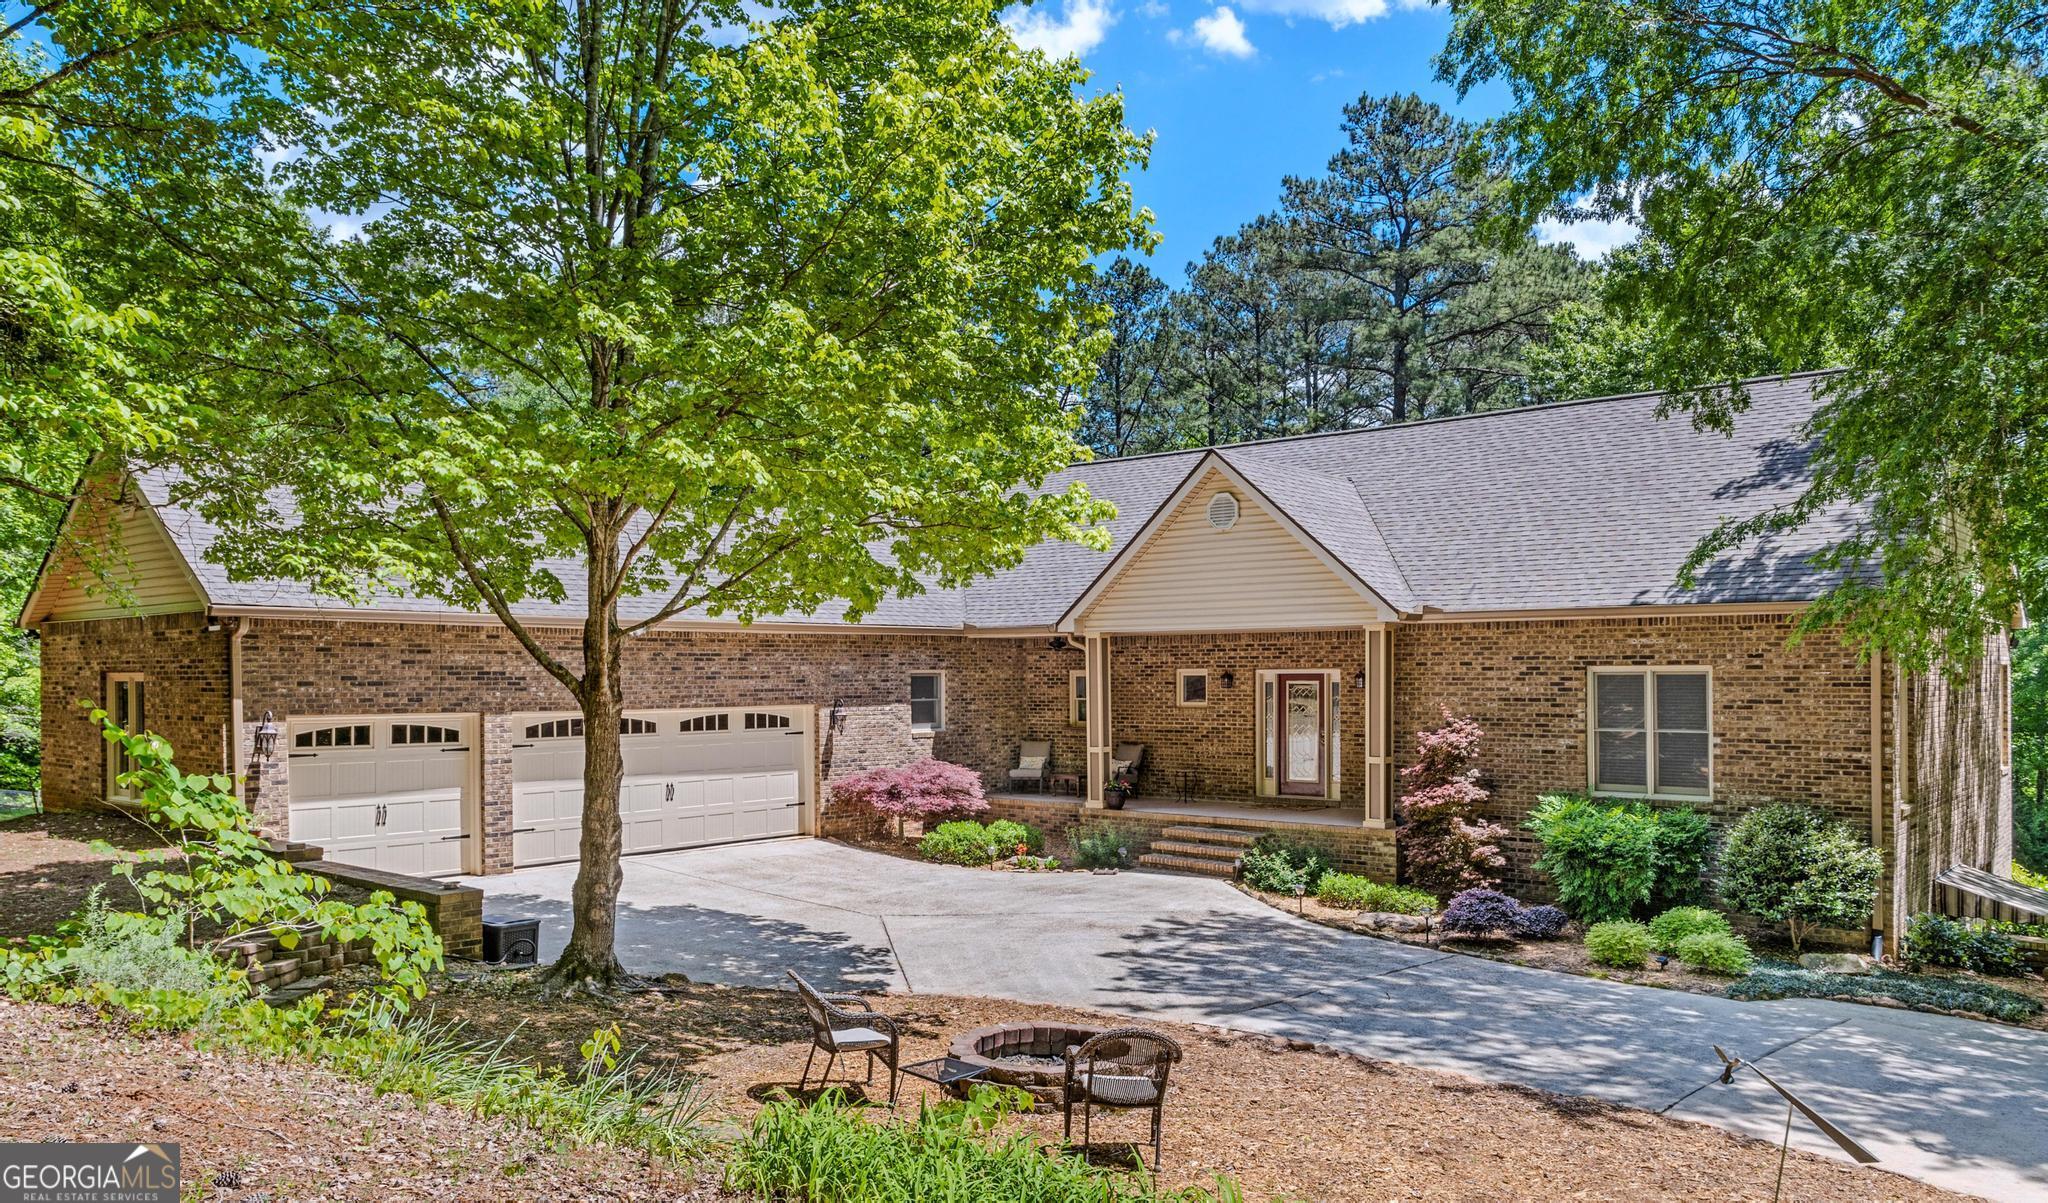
xmin=1674 ymin=931 xmax=1754 ymax=976
xmin=2013 ymin=625 xmax=2048 ymax=878
xmin=2014 ymin=863 xmax=2048 ymax=892
xmin=1647 ymin=907 xmax=1732 ymax=955
xmin=1072 ymin=825 xmax=1132 ymax=870
xmin=1719 ymin=804 xmax=1881 ymax=952
xmin=1238 ymin=835 xmax=1334 ymax=895
xmin=1731 ymin=962 xmax=2043 ymax=1025
xmin=1442 ymin=0 xmax=2048 ymax=668
xmin=1583 ymin=920 xmax=1653 ymax=969
xmin=58 ymin=890 xmax=223 ymax=998
xmin=0 ymin=710 xmax=444 ymax=1012
xmin=1315 ymin=874 xmax=1438 ymax=914
xmin=918 ymin=822 xmax=1006 ymax=867
xmin=1526 ymin=794 xmax=1712 ymax=923
xmin=985 ymin=820 xmax=1045 ymax=857
xmin=1902 ymin=913 xmax=2024 ymax=977
xmin=725 ymin=1086 xmax=1244 ymax=1202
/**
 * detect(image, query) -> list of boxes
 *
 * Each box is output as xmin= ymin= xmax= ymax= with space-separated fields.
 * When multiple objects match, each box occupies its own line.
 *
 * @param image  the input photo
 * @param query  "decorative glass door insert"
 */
xmin=1277 ymin=674 xmax=1325 ymax=796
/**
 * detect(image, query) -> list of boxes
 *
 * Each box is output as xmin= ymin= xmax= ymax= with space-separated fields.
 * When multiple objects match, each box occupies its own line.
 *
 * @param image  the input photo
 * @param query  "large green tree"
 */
xmin=1280 ymin=93 xmax=1588 ymax=423
xmin=171 ymin=0 xmax=1146 ymax=986
xmin=1442 ymin=0 xmax=2048 ymax=667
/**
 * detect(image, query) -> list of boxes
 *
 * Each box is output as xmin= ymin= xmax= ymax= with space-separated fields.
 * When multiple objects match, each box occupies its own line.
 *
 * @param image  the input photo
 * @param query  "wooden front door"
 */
xmin=1276 ymin=674 xmax=1326 ymax=797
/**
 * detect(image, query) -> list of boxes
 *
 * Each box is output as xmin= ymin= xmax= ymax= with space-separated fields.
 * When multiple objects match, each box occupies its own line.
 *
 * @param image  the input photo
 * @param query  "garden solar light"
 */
xmin=1655 ymin=954 xmax=1671 ymax=970
xmin=1711 ymin=1045 xmax=1876 ymax=1203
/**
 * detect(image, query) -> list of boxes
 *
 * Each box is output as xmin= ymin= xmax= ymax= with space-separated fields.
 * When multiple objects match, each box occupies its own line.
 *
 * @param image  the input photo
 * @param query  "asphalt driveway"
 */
xmin=466 ymin=838 xmax=2048 ymax=1200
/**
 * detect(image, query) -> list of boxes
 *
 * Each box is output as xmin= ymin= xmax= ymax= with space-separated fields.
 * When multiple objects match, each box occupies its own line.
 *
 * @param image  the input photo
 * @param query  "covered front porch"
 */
xmin=988 ymin=791 xmax=1366 ymax=830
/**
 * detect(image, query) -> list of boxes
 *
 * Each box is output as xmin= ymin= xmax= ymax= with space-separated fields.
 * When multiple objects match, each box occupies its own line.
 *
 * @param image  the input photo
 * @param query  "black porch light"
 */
xmin=253 ymin=710 xmax=281 ymax=759
xmin=1352 ymin=669 xmax=1367 ymax=690
xmin=1219 ymin=669 xmax=1235 ymax=688
xmin=1048 ymin=635 xmax=1071 ymax=651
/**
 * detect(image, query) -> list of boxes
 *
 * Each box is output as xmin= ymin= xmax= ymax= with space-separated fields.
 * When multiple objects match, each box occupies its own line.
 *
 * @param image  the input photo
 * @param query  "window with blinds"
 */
xmin=1590 ymin=669 xmax=1710 ymax=798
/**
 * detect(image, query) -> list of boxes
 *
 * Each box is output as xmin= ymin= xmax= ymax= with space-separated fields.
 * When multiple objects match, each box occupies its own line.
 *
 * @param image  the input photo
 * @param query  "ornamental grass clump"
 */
xmin=1647 ymin=906 xmax=1732 ymax=954
xmin=1396 ymin=709 xmax=1507 ymax=894
xmin=1674 ymin=931 xmax=1755 ymax=976
xmin=1584 ymin=920 xmax=1654 ymax=968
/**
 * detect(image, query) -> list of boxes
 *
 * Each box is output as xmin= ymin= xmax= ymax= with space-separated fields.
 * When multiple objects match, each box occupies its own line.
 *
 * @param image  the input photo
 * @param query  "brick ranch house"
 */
xmin=20 ymin=372 xmax=2014 ymax=938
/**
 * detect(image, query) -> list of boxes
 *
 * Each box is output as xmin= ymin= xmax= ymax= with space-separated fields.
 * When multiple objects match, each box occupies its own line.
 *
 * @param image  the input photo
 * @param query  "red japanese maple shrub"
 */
xmin=831 ymin=759 xmax=989 ymax=839
xmin=1397 ymin=707 xmax=1508 ymax=895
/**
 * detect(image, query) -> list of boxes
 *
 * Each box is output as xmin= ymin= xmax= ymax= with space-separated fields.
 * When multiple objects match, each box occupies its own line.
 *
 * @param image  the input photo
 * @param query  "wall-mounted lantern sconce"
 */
xmin=1048 ymin=636 xmax=1072 ymax=651
xmin=253 ymin=710 xmax=281 ymax=759
xmin=1219 ymin=670 xmax=1235 ymax=688
xmin=829 ymin=698 xmax=845 ymax=730
xmin=1352 ymin=670 xmax=1367 ymax=690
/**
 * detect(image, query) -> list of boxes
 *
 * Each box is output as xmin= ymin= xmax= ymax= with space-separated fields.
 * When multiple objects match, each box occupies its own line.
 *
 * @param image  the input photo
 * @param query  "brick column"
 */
xmin=240 ymin=716 xmax=292 ymax=836
xmin=479 ymin=713 xmax=516 ymax=874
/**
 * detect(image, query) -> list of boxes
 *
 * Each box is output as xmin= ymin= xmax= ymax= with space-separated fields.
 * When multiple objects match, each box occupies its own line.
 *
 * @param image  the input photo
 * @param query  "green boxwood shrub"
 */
xmin=1315 ymin=873 xmax=1437 ymax=914
xmin=1583 ymin=920 xmax=1654 ymax=968
xmin=918 ymin=821 xmax=1001 ymax=866
xmin=983 ymin=820 xmax=1045 ymax=856
xmin=1526 ymin=794 xmax=1713 ymax=923
xmin=1239 ymin=835 xmax=1333 ymax=894
xmin=1902 ymin=913 xmax=2024 ymax=976
xmin=1647 ymin=906 xmax=1732 ymax=954
xmin=1674 ymin=930 xmax=1754 ymax=976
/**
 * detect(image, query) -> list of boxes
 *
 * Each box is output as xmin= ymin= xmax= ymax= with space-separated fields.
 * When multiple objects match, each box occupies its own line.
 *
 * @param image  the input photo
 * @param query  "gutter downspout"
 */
xmin=226 ymin=615 xmax=246 ymax=804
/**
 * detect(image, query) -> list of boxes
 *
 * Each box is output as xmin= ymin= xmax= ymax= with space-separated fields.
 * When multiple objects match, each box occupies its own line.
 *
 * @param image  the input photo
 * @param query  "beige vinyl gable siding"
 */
xmin=1078 ymin=468 xmax=1380 ymax=633
xmin=28 ymin=481 xmax=205 ymax=623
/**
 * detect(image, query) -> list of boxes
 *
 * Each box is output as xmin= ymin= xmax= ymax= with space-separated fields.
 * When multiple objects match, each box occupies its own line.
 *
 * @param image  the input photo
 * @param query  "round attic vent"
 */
xmin=1206 ymin=490 xmax=1240 ymax=531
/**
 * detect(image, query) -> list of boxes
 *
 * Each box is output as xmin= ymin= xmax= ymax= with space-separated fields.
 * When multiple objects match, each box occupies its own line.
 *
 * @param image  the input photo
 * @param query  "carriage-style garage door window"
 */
xmin=1590 ymin=669 xmax=1711 ymax=798
xmin=910 ymin=673 xmax=945 ymax=732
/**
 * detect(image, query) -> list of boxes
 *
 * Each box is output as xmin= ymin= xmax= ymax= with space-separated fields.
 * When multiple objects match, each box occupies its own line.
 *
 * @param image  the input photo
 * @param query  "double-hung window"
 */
xmin=1590 ymin=668 xmax=1711 ymax=798
xmin=1069 ymin=671 xmax=1087 ymax=726
xmin=910 ymin=673 xmax=945 ymax=732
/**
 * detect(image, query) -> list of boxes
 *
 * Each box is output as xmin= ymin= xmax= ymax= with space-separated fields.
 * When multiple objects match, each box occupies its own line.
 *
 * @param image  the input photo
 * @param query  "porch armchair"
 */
xmin=788 ymin=970 xmax=901 ymax=1104
xmin=1110 ymin=742 xmax=1147 ymax=796
xmin=1062 ymin=1026 xmax=1182 ymax=1169
xmin=1008 ymin=740 xmax=1053 ymax=792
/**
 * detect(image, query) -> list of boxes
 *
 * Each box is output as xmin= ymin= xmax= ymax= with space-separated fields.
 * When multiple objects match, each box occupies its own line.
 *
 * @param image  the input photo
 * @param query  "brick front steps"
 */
xmin=1139 ymin=825 xmax=1253 ymax=877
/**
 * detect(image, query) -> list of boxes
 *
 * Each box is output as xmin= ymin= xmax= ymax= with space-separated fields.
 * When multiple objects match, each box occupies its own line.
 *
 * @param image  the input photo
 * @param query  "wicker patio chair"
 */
xmin=1111 ymin=742 xmax=1147 ymax=796
xmin=788 ymin=970 xmax=901 ymax=1104
xmin=1008 ymin=740 xmax=1053 ymax=792
xmin=1062 ymin=1026 xmax=1182 ymax=1169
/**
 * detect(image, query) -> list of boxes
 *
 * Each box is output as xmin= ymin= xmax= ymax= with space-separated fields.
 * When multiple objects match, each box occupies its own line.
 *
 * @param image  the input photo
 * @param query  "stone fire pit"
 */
xmin=946 ymin=1021 xmax=1108 ymax=1109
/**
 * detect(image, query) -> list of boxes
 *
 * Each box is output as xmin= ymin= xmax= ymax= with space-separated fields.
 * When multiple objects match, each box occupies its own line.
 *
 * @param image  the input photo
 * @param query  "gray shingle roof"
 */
xmin=129 ymin=372 xmax=1859 ymax=630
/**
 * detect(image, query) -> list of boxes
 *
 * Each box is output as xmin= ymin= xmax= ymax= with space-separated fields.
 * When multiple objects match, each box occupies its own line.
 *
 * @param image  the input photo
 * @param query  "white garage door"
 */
xmin=287 ymin=716 xmax=474 ymax=877
xmin=511 ymin=709 xmax=807 ymax=867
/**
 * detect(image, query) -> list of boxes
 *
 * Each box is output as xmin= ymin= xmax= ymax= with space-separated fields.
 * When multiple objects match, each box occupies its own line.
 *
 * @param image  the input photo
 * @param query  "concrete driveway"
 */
xmin=467 ymin=838 xmax=2048 ymax=1201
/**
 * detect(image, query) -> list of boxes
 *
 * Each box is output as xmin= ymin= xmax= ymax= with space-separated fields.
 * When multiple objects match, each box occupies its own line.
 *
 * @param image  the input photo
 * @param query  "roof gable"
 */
xmin=20 ymin=474 xmax=208 ymax=625
xmin=1058 ymin=453 xmax=1398 ymax=633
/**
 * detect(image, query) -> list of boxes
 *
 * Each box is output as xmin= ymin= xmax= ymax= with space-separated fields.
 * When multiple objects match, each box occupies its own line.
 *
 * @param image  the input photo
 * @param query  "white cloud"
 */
xmin=1005 ymin=0 xmax=1117 ymax=58
xmin=1190 ymin=6 xmax=1255 ymax=57
xmin=1534 ymin=214 xmax=1640 ymax=260
xmin=1234 ymin=0 xmax=1430 ymax=29
xmin=1137 ymin=0 xmax=1170 ymax=14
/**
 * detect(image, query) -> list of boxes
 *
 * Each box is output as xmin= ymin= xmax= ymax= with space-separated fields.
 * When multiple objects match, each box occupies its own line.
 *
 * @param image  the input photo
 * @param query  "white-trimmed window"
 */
xmin=1069 ymin=671 xmax=1087 ymax=726
xmin=105 ymin=673 xmax=146 ymax=799
xmin=1177 ymin=669 xmax=1210 ymax=707
xmin=910 ymin=673 xmax=945 ymax=732
xmin=1590 ymin=668 xmax=1711 ymax=798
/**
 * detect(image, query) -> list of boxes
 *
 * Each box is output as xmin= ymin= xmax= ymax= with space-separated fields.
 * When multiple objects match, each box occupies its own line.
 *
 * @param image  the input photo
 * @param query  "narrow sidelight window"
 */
xmin=910 ymin=673 xmax=944 ymax=732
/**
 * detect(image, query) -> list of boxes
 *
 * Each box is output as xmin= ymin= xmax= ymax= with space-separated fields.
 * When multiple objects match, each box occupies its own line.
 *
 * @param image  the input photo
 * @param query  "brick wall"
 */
xmin=226 ymin=618 xmax=1030 ymax=867
xmin=39 ymin=613 xmax=232 ymax=808
xmin=1393 ymin=613 xmax=1881 ymax=896
xmin=1014 ymin=630 xmax=1373 ymax=806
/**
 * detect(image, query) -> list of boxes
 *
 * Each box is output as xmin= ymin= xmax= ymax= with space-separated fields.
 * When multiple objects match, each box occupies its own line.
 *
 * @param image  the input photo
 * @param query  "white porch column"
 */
xmin=1083 ymin=632 xmax=1111 ymax=808
xmin=1364 ymin=624 xmax=1394 ymax=828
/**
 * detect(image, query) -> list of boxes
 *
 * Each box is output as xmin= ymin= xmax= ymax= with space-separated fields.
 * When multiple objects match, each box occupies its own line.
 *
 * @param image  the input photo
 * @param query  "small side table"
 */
xmin=898 ymin=1056 xmax=991 ymax=1105
xmin=1050 ymin=772 xmax=1081 ymax=797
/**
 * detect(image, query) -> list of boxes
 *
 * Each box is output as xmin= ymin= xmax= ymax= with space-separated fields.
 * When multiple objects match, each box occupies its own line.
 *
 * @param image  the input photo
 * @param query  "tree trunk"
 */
xmin=547 ymin=566 xmax=630 ymax=989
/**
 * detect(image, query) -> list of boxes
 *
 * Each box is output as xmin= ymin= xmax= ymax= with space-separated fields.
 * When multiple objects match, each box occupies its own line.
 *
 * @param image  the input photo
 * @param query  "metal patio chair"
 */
xmin=1062 ymin=1026 xmax=1182 ymax=1169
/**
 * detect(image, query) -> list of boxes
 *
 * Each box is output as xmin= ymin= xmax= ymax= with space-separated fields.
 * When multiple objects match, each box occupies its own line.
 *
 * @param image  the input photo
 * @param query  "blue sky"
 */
xmin=1001 ymin=0 xmax=1635 ymax=278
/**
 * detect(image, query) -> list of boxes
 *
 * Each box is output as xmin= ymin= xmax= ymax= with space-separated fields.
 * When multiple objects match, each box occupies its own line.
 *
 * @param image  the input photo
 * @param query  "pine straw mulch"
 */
xmin=435 ymin=976 xmax=1965 ymax=1203
xmin=0 ymin=808 xmax=171 ymax=944
xmin=0 ymin=997 xmax=731 ymax=1202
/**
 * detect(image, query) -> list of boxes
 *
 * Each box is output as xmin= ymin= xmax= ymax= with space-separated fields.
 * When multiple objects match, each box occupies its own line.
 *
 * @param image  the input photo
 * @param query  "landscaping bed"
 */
xmin=0 ymin=809 xmax=169 ymax=943
xmin=0 ymin=997 xmax=729 ymax=1202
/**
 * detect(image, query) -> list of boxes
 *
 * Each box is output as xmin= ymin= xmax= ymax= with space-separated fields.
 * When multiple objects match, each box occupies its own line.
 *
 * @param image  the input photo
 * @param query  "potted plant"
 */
xmin=1104 ymin=766 xmax=1136 ymax=810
